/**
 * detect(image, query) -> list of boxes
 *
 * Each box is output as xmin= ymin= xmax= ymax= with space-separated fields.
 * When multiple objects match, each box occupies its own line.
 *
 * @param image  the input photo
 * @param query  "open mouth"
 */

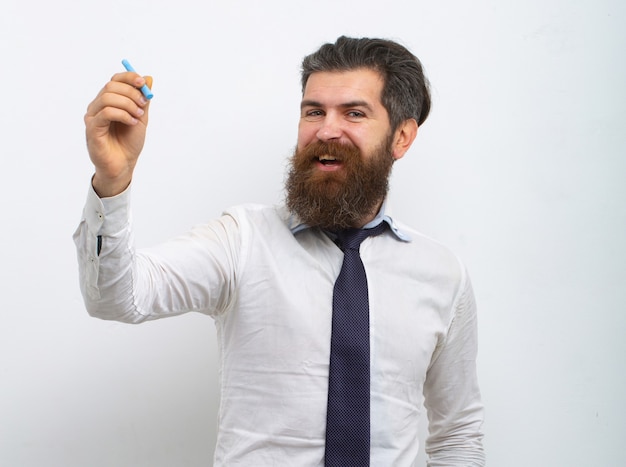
xmin=317 ymin=154 xmax=340 ymax=166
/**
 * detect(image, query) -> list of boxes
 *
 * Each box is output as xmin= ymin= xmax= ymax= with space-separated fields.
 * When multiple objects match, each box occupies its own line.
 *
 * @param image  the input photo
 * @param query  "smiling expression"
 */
xmin=286 ymin=68 xmax=418 ymax=229
xmin=297 ymin=68 xmax=405 ymax=167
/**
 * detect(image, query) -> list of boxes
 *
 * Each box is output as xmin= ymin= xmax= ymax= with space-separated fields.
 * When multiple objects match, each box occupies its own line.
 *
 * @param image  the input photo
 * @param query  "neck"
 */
xmin=350 ymin=198 xmax=384 ymax=229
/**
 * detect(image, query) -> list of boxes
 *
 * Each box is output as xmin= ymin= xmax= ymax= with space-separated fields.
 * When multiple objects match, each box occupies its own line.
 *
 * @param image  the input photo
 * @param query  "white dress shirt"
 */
xmin=74 ymin=185 xmax=485 ymax=466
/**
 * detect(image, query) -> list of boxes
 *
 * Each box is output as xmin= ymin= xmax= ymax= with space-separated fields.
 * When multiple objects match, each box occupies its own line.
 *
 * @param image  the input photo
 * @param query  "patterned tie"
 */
xmin=324 ymin=222 xmax=388 ymax=467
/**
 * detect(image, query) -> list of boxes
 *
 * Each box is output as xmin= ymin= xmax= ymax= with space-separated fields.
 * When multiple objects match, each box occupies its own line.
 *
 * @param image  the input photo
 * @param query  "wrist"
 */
xmin=92 ymin=172 xmax=132 ymax=198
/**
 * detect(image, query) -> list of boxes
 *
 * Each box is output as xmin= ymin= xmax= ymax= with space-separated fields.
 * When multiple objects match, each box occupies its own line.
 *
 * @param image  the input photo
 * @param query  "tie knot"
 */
xmin=335 ymin=222 xmax=388 ymax=251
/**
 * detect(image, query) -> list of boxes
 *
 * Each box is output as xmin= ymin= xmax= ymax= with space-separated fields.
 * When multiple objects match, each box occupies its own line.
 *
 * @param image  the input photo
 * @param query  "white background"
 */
xmin=1 ymin=0 xmax=624 ymax=465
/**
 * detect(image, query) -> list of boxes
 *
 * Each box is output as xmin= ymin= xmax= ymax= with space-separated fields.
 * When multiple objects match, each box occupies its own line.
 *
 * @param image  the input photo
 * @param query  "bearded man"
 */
xmin=75 ymin=36 xmax=485 ymax=466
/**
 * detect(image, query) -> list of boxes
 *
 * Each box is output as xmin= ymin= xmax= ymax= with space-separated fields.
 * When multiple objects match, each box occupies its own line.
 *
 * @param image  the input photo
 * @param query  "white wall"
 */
xmin=1 ymin=1 xmax=624 ymax=465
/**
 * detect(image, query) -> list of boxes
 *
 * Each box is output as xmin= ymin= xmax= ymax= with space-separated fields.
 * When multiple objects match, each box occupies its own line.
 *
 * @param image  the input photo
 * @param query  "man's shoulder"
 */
xmin=387 ymin=217 xmax=466 ymax=275
xmin=391 ymin=218 xmax=452 ymax=250
xmin=222 ymin=203 xmax=294 ymax=232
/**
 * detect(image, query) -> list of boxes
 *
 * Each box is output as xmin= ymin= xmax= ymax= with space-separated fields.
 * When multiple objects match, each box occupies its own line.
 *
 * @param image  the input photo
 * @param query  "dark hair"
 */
xmin=301 ymin=36 xmax=431 ymax=131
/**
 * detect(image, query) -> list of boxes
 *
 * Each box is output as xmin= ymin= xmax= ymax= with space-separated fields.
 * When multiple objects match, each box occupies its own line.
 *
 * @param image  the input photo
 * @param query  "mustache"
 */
xmin=286 ymin=138 xmax=395 ymax=230
xmin=294 ymin=141 xmax=361 ymax=164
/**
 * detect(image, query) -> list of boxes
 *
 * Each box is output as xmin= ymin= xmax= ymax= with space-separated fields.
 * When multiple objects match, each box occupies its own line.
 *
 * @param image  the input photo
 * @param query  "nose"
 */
xmin=315 ymin=113 xmax=343 ymax=142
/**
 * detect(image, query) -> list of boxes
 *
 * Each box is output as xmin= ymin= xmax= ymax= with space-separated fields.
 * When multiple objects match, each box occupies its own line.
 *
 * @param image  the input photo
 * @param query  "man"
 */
xmin=75 ymin=36 xmax=485 ymax=465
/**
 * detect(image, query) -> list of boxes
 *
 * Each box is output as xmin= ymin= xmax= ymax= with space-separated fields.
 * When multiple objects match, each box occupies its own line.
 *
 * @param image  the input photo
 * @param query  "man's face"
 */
xmin=296 ymin=68 xmax=398 ymax=163
xmin=285 ymin=69 xmax=399 ymax=230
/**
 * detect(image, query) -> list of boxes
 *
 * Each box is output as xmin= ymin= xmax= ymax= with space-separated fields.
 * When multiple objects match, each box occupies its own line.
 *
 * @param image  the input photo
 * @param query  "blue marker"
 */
xmin=121 ymin=59 xmax=154 ymax=100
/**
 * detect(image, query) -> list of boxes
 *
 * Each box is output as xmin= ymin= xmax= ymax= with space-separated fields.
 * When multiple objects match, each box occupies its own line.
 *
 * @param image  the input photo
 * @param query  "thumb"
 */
xmin=144 ymin=75 xmax=153 ymax=91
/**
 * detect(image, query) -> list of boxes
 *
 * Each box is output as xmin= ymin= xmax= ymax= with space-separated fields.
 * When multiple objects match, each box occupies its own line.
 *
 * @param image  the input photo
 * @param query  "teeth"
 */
xmin=318 ymin=155 xmax=336 ymax=161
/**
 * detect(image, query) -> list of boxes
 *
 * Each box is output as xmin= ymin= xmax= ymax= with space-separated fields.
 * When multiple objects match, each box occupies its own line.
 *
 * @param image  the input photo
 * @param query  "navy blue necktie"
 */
xmin=325 ymin=222 xmax=388 ymax=467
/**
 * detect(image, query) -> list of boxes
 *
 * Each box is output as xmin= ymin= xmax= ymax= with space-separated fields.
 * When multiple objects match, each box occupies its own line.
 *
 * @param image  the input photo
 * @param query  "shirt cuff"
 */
xmin=82 ymin=180 xmax=132 ymax=236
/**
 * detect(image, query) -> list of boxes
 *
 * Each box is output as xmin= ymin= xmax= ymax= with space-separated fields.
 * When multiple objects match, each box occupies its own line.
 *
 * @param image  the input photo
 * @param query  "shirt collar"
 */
xmin=287 ymin=199 xmax=412 ymax=242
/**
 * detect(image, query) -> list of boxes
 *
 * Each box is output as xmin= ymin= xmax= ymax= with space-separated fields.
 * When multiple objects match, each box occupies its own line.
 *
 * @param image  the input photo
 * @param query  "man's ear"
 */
xmin=391 ymin=118 xmax=418 ymax=161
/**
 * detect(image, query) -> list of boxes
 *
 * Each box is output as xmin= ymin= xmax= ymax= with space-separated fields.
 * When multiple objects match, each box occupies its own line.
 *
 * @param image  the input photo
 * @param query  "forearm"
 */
xmin=73 ymin=183 xmax=240 ymax=323
xmin=426 ymin=423 xmax=485 ymax=467
xmin=73 ymin=183 xmax=147 ymax=322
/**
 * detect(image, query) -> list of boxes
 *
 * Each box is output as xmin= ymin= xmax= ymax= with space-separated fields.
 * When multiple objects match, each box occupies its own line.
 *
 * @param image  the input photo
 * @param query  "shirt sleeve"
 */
xmin=72 ymin=183 xmax=241 ymax=323
xmin=422 ymin=266 xmax=486 ymax=466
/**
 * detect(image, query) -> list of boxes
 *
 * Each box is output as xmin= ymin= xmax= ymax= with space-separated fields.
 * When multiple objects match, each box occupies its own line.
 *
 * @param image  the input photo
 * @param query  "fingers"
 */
xmin=83 ymin=70 xmax=154 ymax=196
xmin=85 ymin=72 xmax=151 ymax=127
xmin=87 ymin=91 xmax=145 ymax=128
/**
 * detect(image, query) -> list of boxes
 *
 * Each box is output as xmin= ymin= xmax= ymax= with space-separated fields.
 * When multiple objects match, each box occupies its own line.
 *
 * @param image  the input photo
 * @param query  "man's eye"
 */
xmin=304 ymin=110 xmax=324 ymax=120
xmin=347 ymin=111 xmax=365 ymax=119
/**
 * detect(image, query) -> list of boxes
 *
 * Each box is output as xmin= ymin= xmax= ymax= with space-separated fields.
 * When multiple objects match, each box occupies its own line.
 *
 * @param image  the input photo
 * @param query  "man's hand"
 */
xmin=84 ymin=72 xmax=153 ymax=197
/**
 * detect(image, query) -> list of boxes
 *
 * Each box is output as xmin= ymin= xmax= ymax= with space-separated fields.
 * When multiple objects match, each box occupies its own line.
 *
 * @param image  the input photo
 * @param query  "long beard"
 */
xmin=285 ymin=139 xmax=394 ymax=230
